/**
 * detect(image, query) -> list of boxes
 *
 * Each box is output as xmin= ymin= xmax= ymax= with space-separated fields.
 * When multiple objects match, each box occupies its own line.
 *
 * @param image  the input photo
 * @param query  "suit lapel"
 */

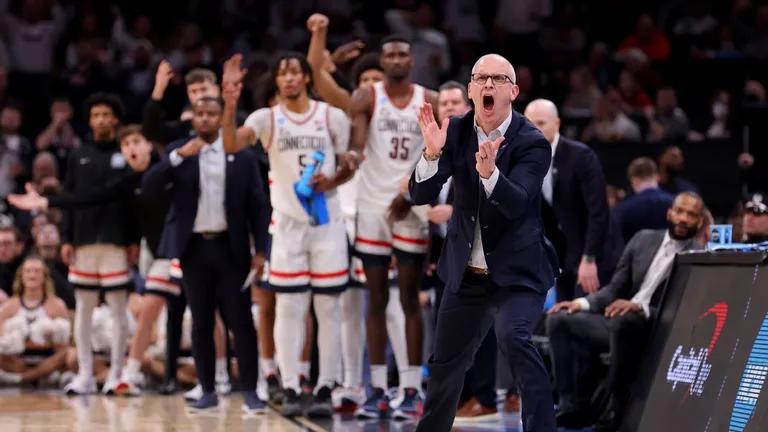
xmin=640 ymin=230 xmax=667 ymax=274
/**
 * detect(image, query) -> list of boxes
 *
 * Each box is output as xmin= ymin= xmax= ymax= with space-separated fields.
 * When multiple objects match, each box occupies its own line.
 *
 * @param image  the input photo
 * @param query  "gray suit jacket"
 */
xmin=585 ymin=229 xmax=702 ymax=313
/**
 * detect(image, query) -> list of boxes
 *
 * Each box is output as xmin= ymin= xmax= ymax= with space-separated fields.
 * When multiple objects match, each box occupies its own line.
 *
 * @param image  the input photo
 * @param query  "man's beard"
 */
xmin=667 ymin=220 xmax=698 ymax=241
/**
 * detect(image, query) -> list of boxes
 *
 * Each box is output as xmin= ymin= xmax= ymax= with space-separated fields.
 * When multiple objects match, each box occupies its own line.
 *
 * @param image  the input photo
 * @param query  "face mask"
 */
xmin=712 ymin=102 xmax=728 ymax=120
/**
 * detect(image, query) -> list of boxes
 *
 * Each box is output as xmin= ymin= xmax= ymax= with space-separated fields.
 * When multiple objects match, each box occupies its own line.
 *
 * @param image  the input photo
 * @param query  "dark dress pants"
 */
xmin=417 ymin=271 xmax=555 ymax=432
xmin=181 ymin=234 xmax=258 ymax=393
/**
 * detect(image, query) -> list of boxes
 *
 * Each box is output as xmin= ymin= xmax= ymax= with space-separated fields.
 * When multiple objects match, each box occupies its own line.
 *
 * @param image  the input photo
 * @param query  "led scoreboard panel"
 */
xmin=629 ymin=252 xmax=768 ymax=432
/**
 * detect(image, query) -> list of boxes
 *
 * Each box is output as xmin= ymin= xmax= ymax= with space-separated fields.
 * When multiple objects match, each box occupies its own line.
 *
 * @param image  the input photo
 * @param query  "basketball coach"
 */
xmin=410 ymin=54 xmax=559 ymax=431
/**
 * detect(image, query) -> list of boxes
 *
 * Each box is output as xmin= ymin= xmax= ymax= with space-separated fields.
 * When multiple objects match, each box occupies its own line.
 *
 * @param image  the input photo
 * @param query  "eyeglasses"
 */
xmin=470 ymin=74 xmax=515 ymax=85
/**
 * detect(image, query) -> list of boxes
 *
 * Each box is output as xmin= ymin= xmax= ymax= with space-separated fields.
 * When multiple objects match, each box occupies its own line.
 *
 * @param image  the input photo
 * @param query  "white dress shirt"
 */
xmin=415 ymin=111 xmax=513 ymax=270
xmin=575 ymin=232 xmax=687 ymax=317
xmin=541 ymin=133 xmax=560 ymax=205
xmin=169 ymin=137 xmax=228 ymax=233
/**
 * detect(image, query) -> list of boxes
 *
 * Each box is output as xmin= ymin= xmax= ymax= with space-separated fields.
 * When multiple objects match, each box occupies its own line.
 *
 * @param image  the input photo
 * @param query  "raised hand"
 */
xmin=475 ymin=136 xmax=504 ymax=179
xmin=151 ymin=60 xmax=174 ymax=100
xmin=306 ymin=13 xmax=330 ymax=32
xmin=222 ymin=54 xmax=247 ymax=89
xmin=8 ymin=183 xmax=48 ymax=211
xmin=331 ymin=40 xmax=365 ymax=65
xmin=417 ymin=102 xmax=448 ymax=158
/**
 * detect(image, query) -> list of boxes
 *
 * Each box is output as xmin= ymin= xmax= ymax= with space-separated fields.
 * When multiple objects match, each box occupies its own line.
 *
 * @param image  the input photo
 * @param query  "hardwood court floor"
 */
xmin=0 ymin=389 xmax=591 ymax=431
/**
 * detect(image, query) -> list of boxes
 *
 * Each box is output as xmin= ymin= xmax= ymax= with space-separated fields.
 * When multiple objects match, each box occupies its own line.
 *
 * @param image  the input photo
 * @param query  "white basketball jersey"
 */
xmin=268 ymin=101 xmax=340 ymax=223
xmin=357 ymin=82 xmax=425 ymax=212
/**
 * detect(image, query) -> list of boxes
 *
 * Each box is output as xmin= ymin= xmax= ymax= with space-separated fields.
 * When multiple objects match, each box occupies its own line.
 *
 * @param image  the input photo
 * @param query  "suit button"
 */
xmin=470 ymin=216 xmax=475 ymax=222
xmin=482 ymin=225 xmax=489 ymax=229
xmin=468 ymin=242 xmax=472 ymax=248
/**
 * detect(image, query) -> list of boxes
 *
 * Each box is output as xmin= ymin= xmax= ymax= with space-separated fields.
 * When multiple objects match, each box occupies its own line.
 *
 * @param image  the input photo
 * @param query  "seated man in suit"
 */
xmin=612 ymin=157 xmax=675 ymax=244
xmin=524 ymin=99 xmax=616 ymax=301
xmin=547 ymin=191 xmax=705 ymax=431
xmin=142 ymin=87 xmax=270 ymax=412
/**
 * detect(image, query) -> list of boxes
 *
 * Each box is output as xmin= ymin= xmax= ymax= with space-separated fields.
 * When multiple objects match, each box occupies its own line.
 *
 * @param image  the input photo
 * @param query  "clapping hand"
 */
xmin=475 ymin=136 xmax=504 ymax=179
xmin=8 ymin=183 xmax=48 ymax=211
xmin=417 ymin=103 xmax=448 ymax=158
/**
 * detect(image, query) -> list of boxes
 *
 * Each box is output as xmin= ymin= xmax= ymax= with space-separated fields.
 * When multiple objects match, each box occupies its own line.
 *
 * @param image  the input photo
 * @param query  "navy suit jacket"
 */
xmin=143 ymin=137 xmax=270 ymax=274
xmin=545 ymin=137 xmax=617 ymax=275
xmin=612 ymin=188 xmax=674 ymax=244
xmin=409 ymin=110 xmax=559 ymax=294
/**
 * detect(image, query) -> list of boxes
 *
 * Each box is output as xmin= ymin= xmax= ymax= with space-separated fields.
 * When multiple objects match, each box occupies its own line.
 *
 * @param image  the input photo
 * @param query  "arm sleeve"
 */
xmin=414 ymin=157 xmax=439 ymax=182
xmin=577 ymin=149 xmax=609 ymax=257
xmin=585 ymin=232 xmax=639 ymax=312
xmin=329 ymin=107 xmax=350 ymax=154
xmin=142 ymin=99 xmax=168 ymax=144
xmin=244 ymin=109 xmax=272 ymax=146
xmin=60 ymin=150 xmax=78 ymax=244
xmin=481 ymin=168 xmax=500 ymax=197
xmin=485 ymin=135 xmax=551 ymax=220
xmin=48 ymin=172 xmax=133 ymax=208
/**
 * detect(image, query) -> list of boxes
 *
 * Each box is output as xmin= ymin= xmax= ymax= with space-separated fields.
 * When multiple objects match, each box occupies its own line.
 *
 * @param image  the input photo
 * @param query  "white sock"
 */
xmin=400 ymin=365 xmax=422 ymax=390
xmin=105 ymin=290 xmax=129 ymax=380
xmin=0 ymin=371 xmax=21 ymax=384
xmin=215 ymin=357 xmax=228 ymax=378
xmin=313 ymin=294 xmax=342 ymax=389
xmin=274 ymin=291 xmax=311 ymax=392
xmin=125 ymin=358 xmax=141 ymax=376
xmin=74 ymin=290 xmax=99 ymax=379
xmin=371 ymin=364 xmax=387 ymax=391
xmin=340 ymin=288 xmax=365 ymax=388
xmin=385 ymin=287 xmax=409 ymax=375
xmin=260 ymin=357 xmax=277 ymax=377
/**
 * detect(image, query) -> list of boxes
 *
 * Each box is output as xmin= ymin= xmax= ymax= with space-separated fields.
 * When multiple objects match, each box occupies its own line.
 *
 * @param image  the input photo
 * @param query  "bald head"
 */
xmin=524 ymin=99 xmax=560 ymax=143
xmin=472 ymin=54 xmax=516 ymax=84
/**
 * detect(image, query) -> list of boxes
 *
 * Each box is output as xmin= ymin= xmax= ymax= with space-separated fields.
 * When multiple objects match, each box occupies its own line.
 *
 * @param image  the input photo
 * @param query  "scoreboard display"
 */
xmin=627 ymin=251 xmax=768 ymax=432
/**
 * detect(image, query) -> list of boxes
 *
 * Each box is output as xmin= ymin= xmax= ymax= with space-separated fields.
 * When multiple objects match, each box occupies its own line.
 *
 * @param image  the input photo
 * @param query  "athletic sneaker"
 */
xmin=392 ymin=388 xmax=424 ymax=420
xmin=187 ymin=392 xmax=218 ymax=412
xmin=115 ymin=370 xmax=145 ymax=396
xmin=64 ymin=374 xmax=97 ymax=396
xmin=184 ymin=384 xmax=204 ymax=402
xmin=102 ymin=377 xmax=121 ymax=396
xmin=306 ymin=386 xmax=333 ymax=417
xmin=266 ymin=374 xmax=283 ymax=403
xmin=355 ymin=388 xmax=390 ymax=419
xmin=215 ymin=376 xmax=232 ymax=395
xmin=242 ymin=391 xmax=268 ymax=415
xmin=281 ymin=388 xmax=303 ymax=417
xmin=332 ymin=386 xmax=366 ymax=412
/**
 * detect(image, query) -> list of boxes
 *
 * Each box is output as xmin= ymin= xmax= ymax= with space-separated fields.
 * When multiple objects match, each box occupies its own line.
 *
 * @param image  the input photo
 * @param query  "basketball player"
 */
xmin=349 ymin=35 xmax=439 ymax=419
xmin=222 ymin=53 xmax=355 ymax=417
xmin=58 ymin=93 xmax=138 ymax=396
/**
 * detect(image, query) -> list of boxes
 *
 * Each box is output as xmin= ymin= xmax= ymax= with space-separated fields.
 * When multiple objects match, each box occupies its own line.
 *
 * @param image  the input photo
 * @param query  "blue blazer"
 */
xmin=409 ymin=110 xmax=559 ymax=294
xmin=143 ymin=138 xmax=270 ymax=273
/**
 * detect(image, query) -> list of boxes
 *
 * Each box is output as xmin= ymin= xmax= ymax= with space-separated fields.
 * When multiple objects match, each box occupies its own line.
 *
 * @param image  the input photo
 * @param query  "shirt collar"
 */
xmin=662 ymin=231 xmax=687 ymax=250
xmin=474 ymin=110 xmax=513 ymax=141
xmin=201 ymin=135 xmax=223 ymax=153
xmin=551 ymin=133 xmax=560 ymax=159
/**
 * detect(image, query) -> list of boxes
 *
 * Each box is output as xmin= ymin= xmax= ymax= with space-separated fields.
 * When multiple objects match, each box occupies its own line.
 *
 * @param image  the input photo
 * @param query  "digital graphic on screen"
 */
xmin=729 ymin=312 xmax=768 ymax=431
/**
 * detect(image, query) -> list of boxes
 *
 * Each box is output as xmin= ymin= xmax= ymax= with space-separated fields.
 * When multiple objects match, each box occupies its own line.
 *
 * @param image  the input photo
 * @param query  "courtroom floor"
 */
xmin=0 ymin=389 xmax=593 ymax=431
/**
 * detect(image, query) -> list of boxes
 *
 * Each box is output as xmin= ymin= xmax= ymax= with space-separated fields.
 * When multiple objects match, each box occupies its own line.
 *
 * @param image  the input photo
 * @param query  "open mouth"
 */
xmin=482 ymin=95 xmax=495 ymax=112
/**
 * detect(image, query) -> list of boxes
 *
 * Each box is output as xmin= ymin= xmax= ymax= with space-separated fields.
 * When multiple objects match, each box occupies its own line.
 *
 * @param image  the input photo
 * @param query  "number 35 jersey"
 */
xmin=357 ymin=81 xmax=425 ymax=213
xmin=244 ymin=101 xmax=349 ymax=223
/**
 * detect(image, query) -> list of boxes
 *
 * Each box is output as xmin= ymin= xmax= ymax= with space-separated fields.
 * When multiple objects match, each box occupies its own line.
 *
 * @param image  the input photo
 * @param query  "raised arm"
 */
xmin=222 ymin=54 xmax=258 ymax=153
xmin=306 ymin=13 xmax=354 ymax=111
xmin=348 ymin=86 xmax=373 ymax=158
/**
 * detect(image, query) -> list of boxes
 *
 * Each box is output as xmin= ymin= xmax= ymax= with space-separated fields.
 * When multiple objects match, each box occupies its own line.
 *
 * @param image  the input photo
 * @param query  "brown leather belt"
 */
xmin=466 ymin=266 xmax=489 ymax=275
xmin=196 ymin=231 xmax=225 ymax=240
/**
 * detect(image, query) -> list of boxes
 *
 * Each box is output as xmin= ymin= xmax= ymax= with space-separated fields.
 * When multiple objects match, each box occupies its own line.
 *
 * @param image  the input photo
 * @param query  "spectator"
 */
xmin=646 ymin=87 xmax=690 ymax=143
xmin=442 ymin=0 xmax=485 ymax=78
xmin=581 ymin=89 xmax=642 ymax=143
xmin=0 ymin=103 xmax=34 ymax=183
xmin=617 ymin=69 xmax=653 ymax=114
xmin=672 ymin=2 xmax=720 ymax=56
xmin=0 ymin=0 xmax=66 ymax=75
xmin=0 ymin=226 xmax=23 ymax=298
xmin=539 ymin=3 xmax=586 ymax=69
xmin=689 ymin=90 xmax=732 ymax=140
xmin=110 ymin=12 xmax=153 ymax=68
xmin=0 ymin=65 xmax=7 ymax=107
xmin=588 ymin=42 xmax=611 ymax=89
xmin=514 ymin=65 xmax=536 ymax=112
xmin=743 ymin=192 xmax=768 ymax=243
xmin=120 ymin=40 xmax=156 ymax=121
xmin=385 ymin=3 xmax=450 ymax=89
xmin=493 ymin=0 xmax=551 ymax=65
xmin=658 ymin=146 xmax=699 ymax=195
xmin=612 ymin=157 xmax=675 ymax=243
xmin=548 ymin=192 xmax=706 ymax=430
xmin=618 ymin=14 xmax=671 ymax=61
xmin=35 ymin=98 xmax=81 ymax=178
xmin=34 ymin=224 xmax=73 ymax=310
xmin=744 ymin=5 xmax=768 ymax=60
xmin=562 ymin=66 xmax=602 ymax=118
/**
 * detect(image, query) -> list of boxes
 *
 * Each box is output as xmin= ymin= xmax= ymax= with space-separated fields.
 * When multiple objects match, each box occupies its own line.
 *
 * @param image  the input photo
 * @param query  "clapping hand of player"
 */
xmin=8 ymin=183 xmax=48 ymax=211
xmin=475 ymin=136 xmax=504 ymax=179
xmin=417 ymin=102 xmax=448 ymax=158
